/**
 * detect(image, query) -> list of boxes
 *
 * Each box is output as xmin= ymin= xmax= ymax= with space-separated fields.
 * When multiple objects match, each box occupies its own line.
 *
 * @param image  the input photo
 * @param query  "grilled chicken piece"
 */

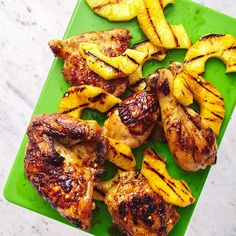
xmin=147 ymin=66 xmax=217 ymax=172
xmin=105 ymin=171 xmax=179 ymax=236
xmin=24 ymin=114 xmax=108 ymax=230
xmin=103 ymin=91 xmax=159 ymax=149
xmin=49 ymin=28 xmax=132 ymax=97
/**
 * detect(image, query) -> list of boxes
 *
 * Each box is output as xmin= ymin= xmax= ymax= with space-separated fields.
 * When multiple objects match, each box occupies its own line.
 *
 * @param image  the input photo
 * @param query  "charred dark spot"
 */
xmin=89 ymin=93 xmax=106 ymax=103
xmin=141 ymin=214 xmax=154 ymax=226
xmin=94 ymin=187 xmax=106 ymax=197
xmin=132 ymin=197 xmax=142 ymax=207
xmin=129 ymin=78 xmax=146 ymax=88
xmin=151 ymin=50 xmax=166 ymax=57
xmin=119 ymin=201 xmax=128 ymax=217
xmin=45 ymin=153 xmax=65 ymax=166
xmin=132 ymin=40 xmax=149 ymax=49
xmin=205 ymin=128 xmax=216 ymax=146
xmin=67 ymin=217 xmax=82 ymax=228
xmin=60 ymin=177 xmax=73 ymax=192
xmin=228 ymin=46 xmax=236 ymax=50
xmin=79 ymin=103 xmax=90 ymax=108
xmin=199 ymin=34 xmax=225 ymax=41
xmin=147 ymin=201 xmax=157 ymax=214
xmin=126 ymin=55 xmax=139 ymax=65
xmin=157 ymin=226 xmax=167 ymax=234
xmin=202 ymin=146 xmax=211 ymax=156
xmin=156 ymin=203 xmax=166 ymax=216
xmin=160 ymin=78 xmax=170 ymax=95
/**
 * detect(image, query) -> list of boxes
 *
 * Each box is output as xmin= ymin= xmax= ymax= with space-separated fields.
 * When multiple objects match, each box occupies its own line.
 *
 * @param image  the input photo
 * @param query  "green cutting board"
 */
xmin=4 ymin=0 xmax=236 ymax=235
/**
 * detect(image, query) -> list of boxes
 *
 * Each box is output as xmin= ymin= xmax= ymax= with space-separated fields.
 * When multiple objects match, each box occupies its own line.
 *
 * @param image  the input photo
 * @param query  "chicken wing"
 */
xmin=49 ymin=28 xmax=132 ymax=97
xmin=147 ymin=65 xmax=217 ymax=171
xmin=24 ymin=114 xmax=108 ymax=230
xmin=103 ymin=91 xmax=159 ymax=148
xmin=105 ymin=171 xmax=179 ymax=236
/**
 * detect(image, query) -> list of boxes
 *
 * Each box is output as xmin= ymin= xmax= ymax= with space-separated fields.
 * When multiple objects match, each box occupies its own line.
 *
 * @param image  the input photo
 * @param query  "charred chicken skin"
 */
xmin=103 ymin=91 xmax=159 ymax=149
xmin=105 ymin=171 xmax=179 ymax=236
xmin=24 ymin=114 xmax=108 ymax=230
xmin=147 ymin=65 xmax=217 ymax=172
xmin=49 ymin=28 xmax=132 ymax=97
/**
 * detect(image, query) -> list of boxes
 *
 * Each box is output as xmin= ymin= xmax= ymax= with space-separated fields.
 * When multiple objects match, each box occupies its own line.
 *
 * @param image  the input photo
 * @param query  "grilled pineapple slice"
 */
xmin=184 ymin=34 xmax=236 ymax=76
xmin=93 ymin=170 xmax=122 ymax=201
xmin=106 ymin=137 xmax=136 ymax=171
xmin=173 ymin=72 xmax=225 ymax=136
xmin=136 ymin=0 xmax=191 ymax=49
xmin=141 ymin=148 xmax=195 ymax=207
xmin=129 ymin=40 xmax=167 ymax=91
xmin=85 ymin=0 xmax=138 ymax=21
xmin=79 ymin=43 xmax=146 ymax=80
xmin=173 ymin=72 xmax=193 ymax=106
xmin=59 ymin=85 xmax=121 ymax=118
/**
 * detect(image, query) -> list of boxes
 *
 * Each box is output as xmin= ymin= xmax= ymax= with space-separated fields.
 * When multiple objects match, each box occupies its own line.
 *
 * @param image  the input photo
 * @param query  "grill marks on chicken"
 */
xmin=49 ymin=28 xmax=132 ymax=97
xmin=104 ymin=91 xmax=159 ymax=148
xmin=105 ymin=171 xmax=179 ymax=236
xmin=147 ymin=66 xmax=217 ymax=171
xmin=24 ymin=114 xmax=108 ymax=230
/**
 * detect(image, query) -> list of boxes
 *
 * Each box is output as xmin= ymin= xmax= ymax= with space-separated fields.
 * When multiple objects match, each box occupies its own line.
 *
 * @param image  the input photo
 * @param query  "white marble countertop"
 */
xmin=0 ymin=0 xmax=235 ymax=235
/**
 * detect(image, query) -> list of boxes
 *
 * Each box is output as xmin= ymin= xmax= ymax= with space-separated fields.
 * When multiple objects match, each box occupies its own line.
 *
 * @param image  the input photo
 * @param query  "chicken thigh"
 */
xmin=49 ymin=28 xmax=131 ymax=97
xmin=103 ymin=91 xmax=159 ymax=149
xmin=105 ymin=171 xmax=179 ymax=236
xmin=24 ymin=114 xmax=107 ymax=229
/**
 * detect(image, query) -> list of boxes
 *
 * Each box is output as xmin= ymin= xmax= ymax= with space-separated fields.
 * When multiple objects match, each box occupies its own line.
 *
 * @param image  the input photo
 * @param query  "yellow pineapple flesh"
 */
xmin=85 ymin=0 xmax=138 ymax=22
xmin=136 ymin=0 xmax=191 ymax=49
xmin=141 ymin=148 xmax=195 ymax=207
xmin=58 ymin=85 xmax=121 ymax=118
xmin=79 ymin=43 xmax=146 ymax=80
xmin=129 ymin=40 xmax=167 ymax=91
xmin=184 ymin=34 xmax=236 ymax=76
xmin=106 ymin=137 xmax=136 ymax=171
xmin=173 ymin=72 xmax=225 ymax=136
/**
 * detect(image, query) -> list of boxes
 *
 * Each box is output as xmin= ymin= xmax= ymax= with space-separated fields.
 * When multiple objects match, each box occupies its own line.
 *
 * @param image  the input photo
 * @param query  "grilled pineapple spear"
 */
xmin=106 ymin=137 xmax=136 ymax=171
xmin=173 ymin=72 xmax=225 ymax=136
xmin=141 ymin=148 xmax=195 ymax=207
xmin=85 ymin=0 xmax=138 ymax=22
xmin=129 ymin=40 xmax=167 ymax=91
xmin=184 ymin=34 xmax=236 ymax=76
xmin=59 ymin=85 xmax=121 ymax=118
xmin=173 ymin=34 xmax=234 ymax=135
xmin=136 ymin=0 xmax=191 ymax=49
xmin=79 ymin=43 xmax=147 ymax=80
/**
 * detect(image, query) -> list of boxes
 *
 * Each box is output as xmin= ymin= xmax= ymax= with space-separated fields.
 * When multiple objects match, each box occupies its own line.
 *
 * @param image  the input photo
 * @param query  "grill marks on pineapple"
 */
xmin=145 ymin=7 xmax=162 ymax=44
xmin=199 ymin=33 xmax=225 ymax=41
xmin=189 ymin=75 xmax=223 ymax=100
xmin=132 ymin=39 xmax=150 ymax=49
xmin=93 ymin=0 xmax=122 ymax=11
xmin=83 ymin=50 xmax=123 ymax=74
xmin=129 ymin=78 xmax=145 ymax=88
xmin=143 ymin=161 xmax=185 ymax=202
xmin=168 ymin=24 xmax=179 ymax=48
xmin=184 ymin=46 xmax=236 ymax=65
